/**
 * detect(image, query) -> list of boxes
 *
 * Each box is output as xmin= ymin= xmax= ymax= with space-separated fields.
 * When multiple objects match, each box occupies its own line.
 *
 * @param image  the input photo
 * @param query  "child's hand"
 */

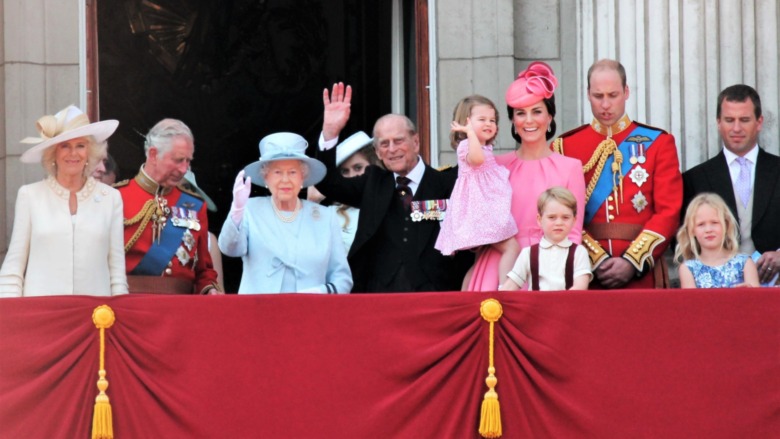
xmin=450 ymin=120 xmax=469 ymax=133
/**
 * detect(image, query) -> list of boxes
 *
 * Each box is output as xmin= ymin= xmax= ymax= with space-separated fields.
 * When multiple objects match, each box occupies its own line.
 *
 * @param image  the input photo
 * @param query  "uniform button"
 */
xmin=165 ymin=268 xmax=172 ymax=275
xmin=633 ymin=249 xmax=639 ymax=254
xmin=641 ymin=237 xmax=648 ymax=242
xmin=167 ymin=261 xmax=173 ymax=267
xmin=608 ymin=205 xmax=614 ymax=211
xmin=403 ymin=238 xmax=408 ymax=242
xmin=608 ymin=215 xmax=615 ymax=220
xmin=608 ymin=196 xmax=614 ymax=201
xmin=404 ymin=227 xmax=408 ymax=232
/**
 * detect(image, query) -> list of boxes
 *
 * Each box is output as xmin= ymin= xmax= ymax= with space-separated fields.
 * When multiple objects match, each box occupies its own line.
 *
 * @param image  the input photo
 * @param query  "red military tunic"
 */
xmin=116 ymin=169 xmax=220 ymax=294
xmin=553 ymin=115 xmax=682 ymax=288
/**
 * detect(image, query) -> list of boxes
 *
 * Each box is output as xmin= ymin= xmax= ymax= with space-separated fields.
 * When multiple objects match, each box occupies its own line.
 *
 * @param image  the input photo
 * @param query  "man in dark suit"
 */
xmin=682 ymin=84 xmax=780 ymax=284
xmin=313 ymin=83 xmax=472 ymax=292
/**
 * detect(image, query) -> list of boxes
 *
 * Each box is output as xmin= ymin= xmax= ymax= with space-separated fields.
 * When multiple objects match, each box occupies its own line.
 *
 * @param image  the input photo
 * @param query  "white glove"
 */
xmin=230 ymin=170 xmax=252 ymax=226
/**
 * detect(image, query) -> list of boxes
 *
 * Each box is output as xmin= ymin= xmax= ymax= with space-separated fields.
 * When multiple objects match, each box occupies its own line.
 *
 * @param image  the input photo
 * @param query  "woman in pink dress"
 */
xmin=468 ymin=62 xmax=586 ymax=291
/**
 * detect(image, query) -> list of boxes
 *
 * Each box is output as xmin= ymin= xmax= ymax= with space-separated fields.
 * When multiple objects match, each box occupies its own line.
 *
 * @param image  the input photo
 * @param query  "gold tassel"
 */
xmin=479 ymin=299 xmax=503 ymax=438
xmin=92 ymin=305 xmax=116 ymax=439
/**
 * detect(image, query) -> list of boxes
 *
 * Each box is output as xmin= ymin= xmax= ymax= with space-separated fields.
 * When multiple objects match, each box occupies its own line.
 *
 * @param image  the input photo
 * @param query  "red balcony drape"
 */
xmin=1 ymin=290 xmax=778 ymax=438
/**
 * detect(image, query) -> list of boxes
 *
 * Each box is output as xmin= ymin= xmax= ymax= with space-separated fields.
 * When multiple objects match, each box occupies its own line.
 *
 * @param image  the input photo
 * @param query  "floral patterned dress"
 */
xmin=683 ymin=254 xmax=749 ymax=288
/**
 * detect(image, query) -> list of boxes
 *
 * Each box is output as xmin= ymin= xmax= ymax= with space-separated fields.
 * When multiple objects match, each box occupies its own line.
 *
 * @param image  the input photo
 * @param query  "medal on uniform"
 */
xmin=626 ymin=135 xmax=651 ymax=165
xmin=176 ymin=245 xmax=191 ymax=266
xmin=629 ymin=144 xmax=638 ymax=165
xmin=632 ymin=191 xmax=648 ymax=213
xmin=410 ymin=199 xmax=447 ymax=222
xmin=182 ymin=229 xmax=195 ymax=251
xmin=629 ymin=165 xmax=649 ymax=187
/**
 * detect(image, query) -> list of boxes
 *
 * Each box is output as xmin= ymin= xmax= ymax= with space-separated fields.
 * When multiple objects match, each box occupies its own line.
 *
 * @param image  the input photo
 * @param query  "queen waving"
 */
xmin=219 ymin=132 xmax=352 ymax=294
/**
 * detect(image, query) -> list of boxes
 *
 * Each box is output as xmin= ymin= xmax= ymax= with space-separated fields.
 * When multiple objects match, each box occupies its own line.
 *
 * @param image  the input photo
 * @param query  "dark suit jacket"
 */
xmin=682 ymin=148 xmax=780 ymax=253
xmin=315 ymin=146 xmax=472 ymax=292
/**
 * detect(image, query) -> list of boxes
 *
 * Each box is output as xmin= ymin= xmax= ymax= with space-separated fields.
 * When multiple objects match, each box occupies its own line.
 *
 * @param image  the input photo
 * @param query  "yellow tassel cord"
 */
xmin=91 ymin=305 xmax=116 ymax=439
xmin=479 ymin=299 xmax=504 ymax=438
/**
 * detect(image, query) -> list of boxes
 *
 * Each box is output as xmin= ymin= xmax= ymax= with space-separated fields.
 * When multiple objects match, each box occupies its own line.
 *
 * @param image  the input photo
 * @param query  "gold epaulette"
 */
xmin=622 ymin=230 xmax=665 ymax=272
xmin=581 ymin=231 xmax=609 ymax=268
xmin=112 ymin=179 xmax=130 ymax=188
xmin=552 ymin=138 xmax=563 ymax=154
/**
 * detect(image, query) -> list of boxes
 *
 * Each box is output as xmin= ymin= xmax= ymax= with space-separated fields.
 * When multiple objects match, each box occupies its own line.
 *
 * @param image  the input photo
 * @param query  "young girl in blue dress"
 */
xmin=675 ymin=193 xmax=759 ymax=288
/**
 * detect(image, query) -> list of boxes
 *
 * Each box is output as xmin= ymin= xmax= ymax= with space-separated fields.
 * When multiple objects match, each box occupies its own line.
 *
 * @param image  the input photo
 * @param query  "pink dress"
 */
xmin=467 ymin=151 xmax=586 ymax=291
xmin=435 ymin=140 xmax=517 ymax=255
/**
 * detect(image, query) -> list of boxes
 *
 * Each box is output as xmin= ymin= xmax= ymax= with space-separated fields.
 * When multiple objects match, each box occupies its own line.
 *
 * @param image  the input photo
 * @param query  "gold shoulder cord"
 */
xmin=554 ymin=137 xmax=624 ymax=206
xmin=123 ymin=200 xmax=157 ymax=253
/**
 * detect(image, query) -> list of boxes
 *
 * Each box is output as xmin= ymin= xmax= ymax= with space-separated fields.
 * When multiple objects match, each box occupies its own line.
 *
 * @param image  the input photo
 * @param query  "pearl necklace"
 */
xmin=272 ymin=198 xmax=301 ymax=223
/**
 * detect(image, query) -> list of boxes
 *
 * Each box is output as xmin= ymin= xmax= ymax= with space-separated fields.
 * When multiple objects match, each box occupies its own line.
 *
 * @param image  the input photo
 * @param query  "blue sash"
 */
xmin=131 ymin=192 xmax=204 ymax=275
xmin=584 ymin=126 xmax=662 ymax=224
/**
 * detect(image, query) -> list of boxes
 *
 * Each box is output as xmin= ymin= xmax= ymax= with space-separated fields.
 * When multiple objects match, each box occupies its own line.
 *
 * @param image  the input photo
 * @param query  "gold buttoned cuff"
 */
xmin=582 ymin=231 xmax=609 ymax=268
xmin=622 ymin=230 xmax=665 ymax=272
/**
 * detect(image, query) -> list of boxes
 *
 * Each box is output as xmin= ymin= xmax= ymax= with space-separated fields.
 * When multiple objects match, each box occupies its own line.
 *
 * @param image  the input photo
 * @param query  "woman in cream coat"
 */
xmin=0 ymin=105 xmax=128 ymax=297
xmin=219 ymin=132 xmax=352 ymax=294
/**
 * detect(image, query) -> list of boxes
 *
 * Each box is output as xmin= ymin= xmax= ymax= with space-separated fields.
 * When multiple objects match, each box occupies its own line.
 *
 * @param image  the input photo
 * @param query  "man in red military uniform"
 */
xmin=553 ymin=59 xmax=682 ymax=289
xmin=116 ymin=118 xmax=222 ymax=294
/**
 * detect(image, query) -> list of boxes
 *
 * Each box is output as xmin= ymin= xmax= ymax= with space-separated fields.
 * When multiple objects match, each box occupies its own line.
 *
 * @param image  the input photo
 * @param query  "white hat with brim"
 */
xmin=184 ymin=170 xmax=218 ymax=212
xmin=243 ymin=132 xmax=327 ymax=188
xmin=336 ymin=131 xmax=374 ymax=167
xmin=19 ymin=105 xmax=119 ymax=164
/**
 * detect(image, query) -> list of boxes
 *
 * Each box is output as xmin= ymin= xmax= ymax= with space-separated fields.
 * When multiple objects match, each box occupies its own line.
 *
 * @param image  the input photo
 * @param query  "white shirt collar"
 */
xmin=538 ymin=236 xmax=573 ymax=249
xmin=395 ymin=156 xmax=425 ymax=186
xmin=723 ymin=144 xmax=759 ymax=165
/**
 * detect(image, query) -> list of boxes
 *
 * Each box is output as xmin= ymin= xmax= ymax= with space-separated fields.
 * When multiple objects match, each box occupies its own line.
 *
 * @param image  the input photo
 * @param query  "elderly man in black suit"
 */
xmin=682 ymin=84 xmax=780 ymax=284
xmin=313 ymin=83 xmax=472 ymax=292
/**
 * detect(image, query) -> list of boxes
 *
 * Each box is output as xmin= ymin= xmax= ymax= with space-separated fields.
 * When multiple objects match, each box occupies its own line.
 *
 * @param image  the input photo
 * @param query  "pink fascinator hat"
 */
xmin=505 ymin=61 xmax=558 ymax=108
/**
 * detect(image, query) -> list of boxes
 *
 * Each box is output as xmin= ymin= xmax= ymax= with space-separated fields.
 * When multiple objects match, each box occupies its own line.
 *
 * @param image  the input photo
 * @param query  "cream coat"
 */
xmin=0 ymin=177 xmax=128 ymax=297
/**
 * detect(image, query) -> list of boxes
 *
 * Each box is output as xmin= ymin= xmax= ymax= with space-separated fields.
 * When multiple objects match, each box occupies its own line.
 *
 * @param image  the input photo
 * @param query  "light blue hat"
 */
xmin=243 ymin=132 xmax=327 ymax=188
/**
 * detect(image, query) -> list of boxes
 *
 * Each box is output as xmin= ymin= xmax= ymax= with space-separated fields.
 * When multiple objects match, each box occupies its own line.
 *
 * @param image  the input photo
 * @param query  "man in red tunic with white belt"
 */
xmin=553 ymin=59 xmax=682 ymax=289
xmin=116 ymin=119 xmax=222 ymax=294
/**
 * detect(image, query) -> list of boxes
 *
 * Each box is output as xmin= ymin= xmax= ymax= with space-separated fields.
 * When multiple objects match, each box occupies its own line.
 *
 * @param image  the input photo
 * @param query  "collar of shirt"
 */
xmin=723 ymin=144 xmax=759 ymax=185
xmin=394 ymin=157 xmax=425 ymax=195
xmin=538 ymin=236 xmax=573 ymax=249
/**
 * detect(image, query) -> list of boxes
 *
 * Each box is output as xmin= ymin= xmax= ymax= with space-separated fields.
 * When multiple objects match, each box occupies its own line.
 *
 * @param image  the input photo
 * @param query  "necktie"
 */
xmin=735 ymin=157 xmax=751 ymax=208
xmin=396 ymin=176 xmax=413 ymax=211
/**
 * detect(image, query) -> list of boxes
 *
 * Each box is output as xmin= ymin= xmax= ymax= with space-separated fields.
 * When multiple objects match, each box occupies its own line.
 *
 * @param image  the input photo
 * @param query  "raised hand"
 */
xmin=230 ymin=170 xmax=252 ymax=226
xmin=322 ymin=82 xmax=352 ymax=141
xmin=450 ymin=120 xmax=470 ymax=133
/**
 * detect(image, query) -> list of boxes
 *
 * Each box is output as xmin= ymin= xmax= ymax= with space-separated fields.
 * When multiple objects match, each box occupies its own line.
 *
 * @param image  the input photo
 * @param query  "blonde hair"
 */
xmin=674 ymin=193 xmax=740 ymax=263
xmin=450 ymin=95 xmax=499 ymax=149
xmin=41 ymin=136 xmax=106 ymax=178
xmin=537 ymin=186 xmax=577 ymax=216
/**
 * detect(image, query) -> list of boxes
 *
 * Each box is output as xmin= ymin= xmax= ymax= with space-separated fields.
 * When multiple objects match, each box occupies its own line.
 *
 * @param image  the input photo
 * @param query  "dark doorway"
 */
xmin=96 ymin=0 xmax=401 ymax=291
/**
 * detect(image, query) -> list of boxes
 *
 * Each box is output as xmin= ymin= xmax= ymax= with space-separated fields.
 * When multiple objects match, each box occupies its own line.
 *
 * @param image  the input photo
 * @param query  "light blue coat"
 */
xmin=218 ymin=197 xmax=352 ymax=294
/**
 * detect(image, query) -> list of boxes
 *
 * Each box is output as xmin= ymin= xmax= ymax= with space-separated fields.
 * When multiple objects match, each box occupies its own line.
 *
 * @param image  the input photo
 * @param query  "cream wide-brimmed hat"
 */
xmin=20 ymin=105 xmax=119 ymax=164
xmin=243 ymin=132 xmax=327 ymax=188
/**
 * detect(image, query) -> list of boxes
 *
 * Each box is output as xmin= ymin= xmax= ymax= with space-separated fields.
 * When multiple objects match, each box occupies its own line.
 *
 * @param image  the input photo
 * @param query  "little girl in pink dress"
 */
xmin=435 ymin=95 xmax=520 ymax=288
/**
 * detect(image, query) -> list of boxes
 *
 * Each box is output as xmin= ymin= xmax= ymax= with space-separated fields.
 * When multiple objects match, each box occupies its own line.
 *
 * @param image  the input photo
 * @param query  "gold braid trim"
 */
xmin=123 ymin=200 xmax=157 ymax=253
xmin=582 ymin=138 xmax=618 ymax=202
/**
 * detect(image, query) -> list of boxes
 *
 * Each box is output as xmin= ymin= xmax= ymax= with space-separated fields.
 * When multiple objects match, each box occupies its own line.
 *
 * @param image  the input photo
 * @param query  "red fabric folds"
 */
xmin=0 ymin=290 xmax=778 ymax=438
